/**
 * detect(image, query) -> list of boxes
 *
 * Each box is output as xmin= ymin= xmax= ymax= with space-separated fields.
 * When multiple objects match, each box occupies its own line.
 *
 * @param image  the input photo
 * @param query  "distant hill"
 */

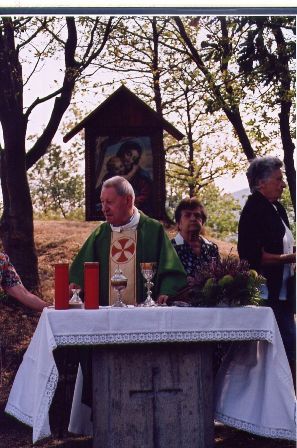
xmin=232 ymin=188 xmax=250 ymax=208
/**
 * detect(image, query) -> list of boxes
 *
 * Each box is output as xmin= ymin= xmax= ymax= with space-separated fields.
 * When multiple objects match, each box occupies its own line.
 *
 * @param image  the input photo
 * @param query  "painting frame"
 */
xmin=85 ymin=131 xmax=165 ymax=221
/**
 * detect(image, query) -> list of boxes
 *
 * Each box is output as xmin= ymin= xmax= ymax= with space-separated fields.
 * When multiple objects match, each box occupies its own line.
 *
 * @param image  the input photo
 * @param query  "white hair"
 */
xmin=247 ymin=156 xmax=283 ymax=193
xmin=102 ymin=176 xmax=135 ymax=201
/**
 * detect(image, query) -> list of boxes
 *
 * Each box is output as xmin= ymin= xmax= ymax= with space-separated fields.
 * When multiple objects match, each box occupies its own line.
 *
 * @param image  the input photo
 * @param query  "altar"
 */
xmin=91 ymin=341 xmax=213 ymax=447
xmin=5 ymin=306 xmax=296 ymax=445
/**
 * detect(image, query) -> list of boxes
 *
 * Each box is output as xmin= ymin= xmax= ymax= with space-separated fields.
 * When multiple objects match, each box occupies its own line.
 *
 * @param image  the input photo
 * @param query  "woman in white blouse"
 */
xmin=238 ymin=156 xmax=295 ymax=380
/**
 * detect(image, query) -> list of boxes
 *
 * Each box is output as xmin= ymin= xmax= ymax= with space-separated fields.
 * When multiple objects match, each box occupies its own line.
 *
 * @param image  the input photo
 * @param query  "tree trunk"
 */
xmin=279 ymin=104 xmax=296 ymax=214
xmin=271 ymin=25 xmax=296 ymax=214
xmin=223 ymin=108 xmax=255 ymax=160
xmin=0 ymin=18 xmax=39 ymax=291
xmin=152 ymin=17 xmax=169 ymax=221
xmin=174 ymin=17 xmax=256 ymax=162
xmin=184 ymin=87 xmax=195 ymax=198
xmin=0 ymin=125 xmax=39 ymax=292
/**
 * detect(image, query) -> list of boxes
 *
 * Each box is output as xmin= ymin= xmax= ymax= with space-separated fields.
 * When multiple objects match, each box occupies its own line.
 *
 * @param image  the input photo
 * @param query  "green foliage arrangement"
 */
xmin=168 ymin=257 xmax=266 ymax=307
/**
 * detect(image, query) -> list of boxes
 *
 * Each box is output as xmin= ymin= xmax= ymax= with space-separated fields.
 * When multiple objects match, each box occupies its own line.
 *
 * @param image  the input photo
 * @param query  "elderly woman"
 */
xmin=238 ymin=156 xmax=296 ymax=375
xmin=172 ymin=197 xmax=220 ymax=282
xmin=0 ymin=252 xmax=46 ymax=311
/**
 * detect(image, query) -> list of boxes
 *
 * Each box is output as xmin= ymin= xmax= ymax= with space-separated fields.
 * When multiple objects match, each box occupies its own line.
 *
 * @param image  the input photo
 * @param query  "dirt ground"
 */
xmin=0 ymin=220 xmax=295 ymax=448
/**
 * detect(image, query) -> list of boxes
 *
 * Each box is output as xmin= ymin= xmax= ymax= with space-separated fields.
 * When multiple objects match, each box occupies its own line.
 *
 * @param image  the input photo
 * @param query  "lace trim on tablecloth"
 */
xmin=32 ymin=364 xmax=59 ymax=442
xmin=6 ymin=364 xmax=59 ymax=443
xmin=54 ymin=329 xmax=273 ymax=345
xmin=5 ymin=402 xmax=33 ymax=427
xmin=215 ymin=412 xmax=297 ymax=441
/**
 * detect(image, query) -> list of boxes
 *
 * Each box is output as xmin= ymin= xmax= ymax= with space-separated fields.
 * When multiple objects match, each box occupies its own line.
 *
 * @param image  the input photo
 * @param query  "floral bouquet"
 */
xmin=168 ymin=256 xmax=266 ymax=307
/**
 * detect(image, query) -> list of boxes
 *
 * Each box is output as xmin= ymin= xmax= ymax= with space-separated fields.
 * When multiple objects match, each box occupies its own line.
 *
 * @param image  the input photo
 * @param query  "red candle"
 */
xmin=84 ymin=262 xmax=99 ymax=309
xmin=54 ymin=263 xmax=69 ymax=310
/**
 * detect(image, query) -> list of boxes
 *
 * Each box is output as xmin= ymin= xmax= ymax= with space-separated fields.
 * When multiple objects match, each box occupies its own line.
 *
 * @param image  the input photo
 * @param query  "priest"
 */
xmin=69 ymin=175 xmax=187 ymax=305
xmin=68 ymin=176 xmax=187 ymax=426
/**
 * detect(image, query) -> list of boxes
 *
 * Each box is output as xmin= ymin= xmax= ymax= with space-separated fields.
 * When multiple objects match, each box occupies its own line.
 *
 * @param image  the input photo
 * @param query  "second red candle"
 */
xmin=84 ymin=262 xmax=99 ymax=309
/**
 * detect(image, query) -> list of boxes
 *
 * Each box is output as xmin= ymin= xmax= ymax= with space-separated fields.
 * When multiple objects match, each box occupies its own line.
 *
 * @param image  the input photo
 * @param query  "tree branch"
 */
xmin=81 ymin=17 xmax=114 ymax=69
xmin=24 ymin=87 xmax=64 ymax=118
xmin=17 ymin=17 xmax=50 ymax=50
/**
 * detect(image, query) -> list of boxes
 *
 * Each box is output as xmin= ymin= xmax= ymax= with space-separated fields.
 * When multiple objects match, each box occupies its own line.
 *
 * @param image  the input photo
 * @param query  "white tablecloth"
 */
xmin=5 ymin=306 xmax=296 ymax=443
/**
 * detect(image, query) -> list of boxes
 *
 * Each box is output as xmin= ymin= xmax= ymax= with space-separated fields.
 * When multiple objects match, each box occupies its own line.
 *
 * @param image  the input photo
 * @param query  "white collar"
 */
xmin=110 ymin=207 xmax=140 ymax=233
xmin=174 ymin=233 xmax=185 ymax=245
xmin=174 ymin=232 xmax=211 ymax=246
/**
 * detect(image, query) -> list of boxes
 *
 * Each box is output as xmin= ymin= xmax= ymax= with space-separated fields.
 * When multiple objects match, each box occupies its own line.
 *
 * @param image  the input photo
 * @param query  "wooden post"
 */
xmin=92 ymin=343 xmax=213 ymax=448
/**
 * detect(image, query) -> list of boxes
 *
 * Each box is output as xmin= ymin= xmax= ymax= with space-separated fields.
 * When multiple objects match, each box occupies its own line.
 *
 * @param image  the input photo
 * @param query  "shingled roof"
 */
xmin=63 ymin=85 xmax=184 ymax=143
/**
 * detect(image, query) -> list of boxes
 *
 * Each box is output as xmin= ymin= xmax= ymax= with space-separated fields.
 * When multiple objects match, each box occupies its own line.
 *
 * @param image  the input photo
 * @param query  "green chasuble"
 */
xmin=69 ymin=213 xmax=187 ymax=305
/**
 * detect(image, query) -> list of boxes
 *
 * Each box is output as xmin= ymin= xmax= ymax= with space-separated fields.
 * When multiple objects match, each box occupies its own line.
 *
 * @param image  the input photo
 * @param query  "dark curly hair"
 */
xmin=174 ymin=197 xmax=207 ymax=224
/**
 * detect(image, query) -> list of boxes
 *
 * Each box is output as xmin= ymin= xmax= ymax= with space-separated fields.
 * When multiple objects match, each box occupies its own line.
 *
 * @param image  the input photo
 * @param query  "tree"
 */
xmin=164 ymin=73 xmax=242 ymax=198
xmin=0 ymin=16 xmax=114 ymax=290
xmin=173 ymin=16 xmax=296 ymax=210
xmin=198 ymin=183 xmax=241 ymax=240
xmin=98 ymin=17 xmax=243 ymax=198
xmin=28 ymin=143 xmax=84 ymax=219
xmin=280 ymin=187 xmax=296 ymax=235
xmin=174 ymin=17 xmax=255 ymax=159
xmin=237 ymin=16 xmax=296 ymax=210
xmin=166 ymin=181 xmax=241 ymax=241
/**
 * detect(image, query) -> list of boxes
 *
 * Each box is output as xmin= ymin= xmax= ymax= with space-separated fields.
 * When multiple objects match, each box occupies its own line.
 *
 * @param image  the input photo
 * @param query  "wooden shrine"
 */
xmin=63 ymin=85 xmax=184 ymax=221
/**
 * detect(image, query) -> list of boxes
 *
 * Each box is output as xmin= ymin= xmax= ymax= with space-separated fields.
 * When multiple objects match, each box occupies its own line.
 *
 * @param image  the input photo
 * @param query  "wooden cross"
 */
xmin=129 ymin=366 xmax=183 ymax=447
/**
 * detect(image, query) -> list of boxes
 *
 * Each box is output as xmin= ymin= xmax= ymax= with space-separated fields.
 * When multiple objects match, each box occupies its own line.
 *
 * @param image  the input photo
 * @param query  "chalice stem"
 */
xmin=147 ymin=280 xmax=153 ymax=299
xmin=140 ymin=262 xmax=157 ymax=306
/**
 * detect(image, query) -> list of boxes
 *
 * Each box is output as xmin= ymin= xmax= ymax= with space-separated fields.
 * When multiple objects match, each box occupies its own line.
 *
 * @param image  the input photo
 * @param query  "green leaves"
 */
xmin=28 ymin=143 xmax=84 ymax=219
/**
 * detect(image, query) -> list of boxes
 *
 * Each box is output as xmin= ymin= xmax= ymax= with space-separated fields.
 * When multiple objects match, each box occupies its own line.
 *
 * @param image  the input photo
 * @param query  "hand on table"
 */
xmin=157 ymin=295 xmax=168 ymax=305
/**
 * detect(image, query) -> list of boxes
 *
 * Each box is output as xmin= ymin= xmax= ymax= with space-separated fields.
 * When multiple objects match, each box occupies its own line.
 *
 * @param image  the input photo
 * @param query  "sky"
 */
xmin=215 ymin=172 xmax=249 ymax=193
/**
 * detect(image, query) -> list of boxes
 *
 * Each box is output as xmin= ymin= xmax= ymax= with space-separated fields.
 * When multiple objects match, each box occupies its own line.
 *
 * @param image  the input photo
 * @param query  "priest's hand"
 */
xmin=157 ymin=295 xmax=168 ymax=305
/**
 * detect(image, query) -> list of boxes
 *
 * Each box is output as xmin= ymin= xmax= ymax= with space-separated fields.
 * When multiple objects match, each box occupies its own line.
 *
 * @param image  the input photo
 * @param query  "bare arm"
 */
xmin=261 ymin=250 xmax=296 ymax=266
xmin=6 ymin=284 xmax=47 ymax=311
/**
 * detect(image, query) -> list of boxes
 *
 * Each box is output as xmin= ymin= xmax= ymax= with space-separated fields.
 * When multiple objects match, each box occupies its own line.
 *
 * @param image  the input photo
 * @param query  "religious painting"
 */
xmin=92 ymin=136 xmax=154 ymax=219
